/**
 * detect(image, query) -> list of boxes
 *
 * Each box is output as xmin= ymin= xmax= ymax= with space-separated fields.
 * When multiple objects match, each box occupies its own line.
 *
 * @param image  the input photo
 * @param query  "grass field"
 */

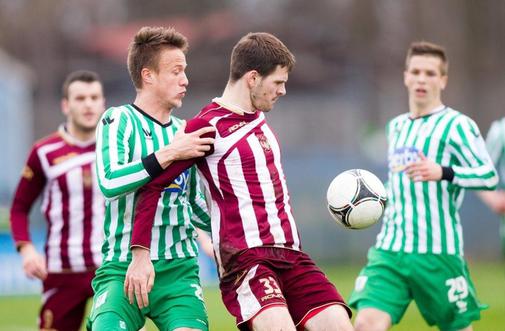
xmin=0 ymin=261 xmax=503 ymax=331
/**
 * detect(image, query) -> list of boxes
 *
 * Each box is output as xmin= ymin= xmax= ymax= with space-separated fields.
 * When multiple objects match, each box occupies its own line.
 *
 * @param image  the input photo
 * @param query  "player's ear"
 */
xmin=61 ymin=98 xmax=69 ymax=116
xmin=141 ymin=67 xmax=154 ymax=86
xmin=403 ymin=70 xmax=408 ymax=87
xmin=245 ymin=70 xmax=259 ymax=89
xmin=440 ymin=74 xmax=448 ymax=90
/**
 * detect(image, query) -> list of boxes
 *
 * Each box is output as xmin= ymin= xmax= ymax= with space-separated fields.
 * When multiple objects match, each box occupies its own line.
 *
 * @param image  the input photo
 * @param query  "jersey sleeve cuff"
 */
xmin=142 ymin=153 xmax=163 ymax=179
xmin=130 ymin=244 xmax=150 ymax=251
xmin=441 ymin=166 xmax=454 ymax=181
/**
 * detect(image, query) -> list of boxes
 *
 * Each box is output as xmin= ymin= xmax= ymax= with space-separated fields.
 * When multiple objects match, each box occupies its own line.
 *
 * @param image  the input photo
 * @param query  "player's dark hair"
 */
xmin=406 ymin=41 xmax=448 ymax=75
xmin=62 ymin=70 xmax=101 ymax=99
xmin=128 ymin=26 xmax=188 ymax=89
xmin=229 ymin=32 xmax=295 ymax=83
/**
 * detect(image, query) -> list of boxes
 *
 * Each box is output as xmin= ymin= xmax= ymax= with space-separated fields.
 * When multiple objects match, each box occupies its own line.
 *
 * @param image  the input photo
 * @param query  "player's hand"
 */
xmin=125 ymin=247 xmax=155 ymax=309
xmin=155 ymin=121 xmax=215 ymax=168
xmin=404 ymin=152 xmax=442 ymax=182
xmin=19 ymin=243 xmax=47 ymax=280
xmin=477 ymin=190 xmax=505 ymax=214
xmin=196 ymin=229 xmax=214 ymax=258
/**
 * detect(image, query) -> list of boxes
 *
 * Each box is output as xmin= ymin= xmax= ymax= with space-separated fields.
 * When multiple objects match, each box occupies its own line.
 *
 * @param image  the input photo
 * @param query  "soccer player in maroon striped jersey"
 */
xmin=10 ymin=70 xmax=106 ymax=331
xmin=130 ymin=33 xmax=354 ymax=331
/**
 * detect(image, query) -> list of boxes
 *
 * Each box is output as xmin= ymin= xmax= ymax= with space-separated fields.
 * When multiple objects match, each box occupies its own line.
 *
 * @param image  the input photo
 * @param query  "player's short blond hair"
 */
xmin=127 ymin=26 xmax=188 ymax=89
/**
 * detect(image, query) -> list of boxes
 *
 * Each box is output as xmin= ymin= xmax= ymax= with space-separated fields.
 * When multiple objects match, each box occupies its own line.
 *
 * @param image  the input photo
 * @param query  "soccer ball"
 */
xmin=326 ymin=169 xmax=387 ymax=229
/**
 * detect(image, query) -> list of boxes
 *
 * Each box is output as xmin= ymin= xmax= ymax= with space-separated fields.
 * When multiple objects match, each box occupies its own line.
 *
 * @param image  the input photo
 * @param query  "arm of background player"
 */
xmin=476 ymin=119 xmax=505 ymax=213
xmin=131 ymin=118 xmax=215 ymax=249
xmin=96 ymin=107 xmax=155 ymax=199
xmin=10 ymin=146 xmax=46 ymax=249
xmin=447 ymin=116 xmax=498 ymax=190
xmin=10 ymin=146 xmax=48 ymax=280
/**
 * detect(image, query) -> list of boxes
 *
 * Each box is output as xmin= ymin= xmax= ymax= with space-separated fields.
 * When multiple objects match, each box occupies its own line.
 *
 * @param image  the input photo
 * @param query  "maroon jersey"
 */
xmin=10 ymin=125 xmax=104 ymax=272
xmin=132 ymin=99 xmax=301 ymax=276
xmin=197 ymin=100 xmax=301 ymax=275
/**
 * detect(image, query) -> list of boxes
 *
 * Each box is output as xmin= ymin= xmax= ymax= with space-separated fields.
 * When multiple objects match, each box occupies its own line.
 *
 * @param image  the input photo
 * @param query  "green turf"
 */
xmin=0 ymin=261 xmax=502 ymax=330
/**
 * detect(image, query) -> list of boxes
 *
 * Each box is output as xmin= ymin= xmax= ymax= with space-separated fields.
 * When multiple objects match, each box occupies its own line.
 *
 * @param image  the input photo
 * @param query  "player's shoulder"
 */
xmin=33 ymin=130 xmax=63 ymax=149
xmin=445 ymin=107 xmax=477 ymax=126
xmin=196 ymin=101 xmax=229 ymax=122
xmin=489 ymin=116 xmax=505 ymax=128
xmin=388 ymin=112 xmax=410 ymax=126
xmin=103 ymin=104 xmax=132 ymax=118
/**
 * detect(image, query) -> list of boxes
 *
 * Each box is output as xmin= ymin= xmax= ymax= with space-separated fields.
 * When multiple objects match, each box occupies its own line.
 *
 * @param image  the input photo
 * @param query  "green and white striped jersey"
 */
xmin=485 ymin=118 xmax=505 ymax=189
xmin=376 ymin=106 xmax=498 ymax=255
xmin=95 ymin=104 xmax=210 ymax=263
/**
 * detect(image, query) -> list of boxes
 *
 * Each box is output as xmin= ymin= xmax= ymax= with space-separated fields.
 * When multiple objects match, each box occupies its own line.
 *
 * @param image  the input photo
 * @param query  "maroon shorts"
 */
xmin=220 ymin=247 xmax=351 ymax=330
xmin=40 ymin=270 xmax=95 ymax=331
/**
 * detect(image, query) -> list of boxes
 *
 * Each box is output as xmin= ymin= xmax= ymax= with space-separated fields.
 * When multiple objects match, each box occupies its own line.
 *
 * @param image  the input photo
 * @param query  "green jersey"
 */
xmin=376 ymin=106 xmax=498 ymax=255
xmin=95 ymin=104 xmax=210 ymax=263
xmin=485 ymin=118 xmax=505 ymax=189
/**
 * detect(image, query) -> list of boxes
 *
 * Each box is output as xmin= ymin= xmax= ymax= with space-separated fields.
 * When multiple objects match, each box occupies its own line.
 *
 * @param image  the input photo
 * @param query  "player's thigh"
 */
xmin=304 ymin=304 xmax=353 ymax=331
xmin=220 ymin=263 xmax=290 ymax=330
xmin=88 ymin=278 xmax=145 ymax=331
xmin=348 ymin=248 xmax=411 ymax=325
xmin=149 ymin=258 xmax=208 ymax=331
xmin=40 ymin=271 xmax=94 ymax=331
xmin=411 ymin=254 xmax=483 ymax=331
xmin=251 ymin=305 xmax=296 ymax=331
xmin=279 ymin=252 xmax=351 ymax=327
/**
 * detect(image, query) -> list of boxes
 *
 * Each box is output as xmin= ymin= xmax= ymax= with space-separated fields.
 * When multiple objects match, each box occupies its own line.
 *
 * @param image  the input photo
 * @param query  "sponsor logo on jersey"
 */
xmin=228 ymin=120 xmax=247 ymax=134
xmin=389 ymin=146 xmax=420 ymax=173
xmin=164 ymin=169 xmax=190 ymax=193
xmin=53 ymin=152 xmax=78 ymax=165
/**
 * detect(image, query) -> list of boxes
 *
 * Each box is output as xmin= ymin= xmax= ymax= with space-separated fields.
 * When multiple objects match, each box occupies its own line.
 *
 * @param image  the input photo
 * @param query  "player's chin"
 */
xmin=171 ymin=98 xmax=184 ymax=108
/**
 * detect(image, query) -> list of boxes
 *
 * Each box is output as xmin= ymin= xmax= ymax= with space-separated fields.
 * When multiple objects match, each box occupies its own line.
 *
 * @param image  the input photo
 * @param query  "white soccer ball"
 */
xmin=326 ymin=169 xmax=387 ymax=229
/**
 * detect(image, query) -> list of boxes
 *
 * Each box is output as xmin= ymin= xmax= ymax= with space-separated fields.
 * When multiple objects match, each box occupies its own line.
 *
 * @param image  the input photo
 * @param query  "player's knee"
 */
xmin=90 ymin=312 xmax=133 ymax=331
xmin=354 ymin=308 xmax=391 ymax=331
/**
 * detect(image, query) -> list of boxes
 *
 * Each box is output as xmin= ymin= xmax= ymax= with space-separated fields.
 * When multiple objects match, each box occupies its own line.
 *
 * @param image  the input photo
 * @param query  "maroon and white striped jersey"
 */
xmin=10 ymin=125 xmax=104 ymax=273
xmin=197 ymin=99 xmax=301 ymax=275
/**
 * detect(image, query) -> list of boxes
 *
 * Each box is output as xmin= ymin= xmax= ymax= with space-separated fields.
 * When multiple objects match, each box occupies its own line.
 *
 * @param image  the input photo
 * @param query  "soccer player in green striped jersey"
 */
xmin=350 ymin=41 xmax=498 ymax=331
xmin=478 ymin=118 xmax=505 ymax=256
xmin=87 ymin=26 xmax=215 ymax=331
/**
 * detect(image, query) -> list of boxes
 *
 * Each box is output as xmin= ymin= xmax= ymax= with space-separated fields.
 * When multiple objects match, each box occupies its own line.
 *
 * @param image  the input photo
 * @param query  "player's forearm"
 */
xmin=451 ymin=165 xmax=498 ymax=190
xmin=10 ymin=212 xmax=31 ymax=244
xmin=9 ymin=180 xmax=42 ymax=244
xmin=130 ymin=158 xmax=197 ymax=247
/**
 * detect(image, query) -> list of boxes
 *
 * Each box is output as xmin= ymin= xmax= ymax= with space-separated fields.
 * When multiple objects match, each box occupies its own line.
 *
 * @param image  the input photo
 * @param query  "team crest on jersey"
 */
xmin=82 ymin=168 xmax=92 ymax=188
xmin=22 ymin=165 xmax=34 ymax=180
xmin=164 ymin=169 xmax=190 ymax=193
xmin=389 ymin=146 xmax=420 ymax=172
xmin=257 ymin=133 xmax=271 ymax=152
